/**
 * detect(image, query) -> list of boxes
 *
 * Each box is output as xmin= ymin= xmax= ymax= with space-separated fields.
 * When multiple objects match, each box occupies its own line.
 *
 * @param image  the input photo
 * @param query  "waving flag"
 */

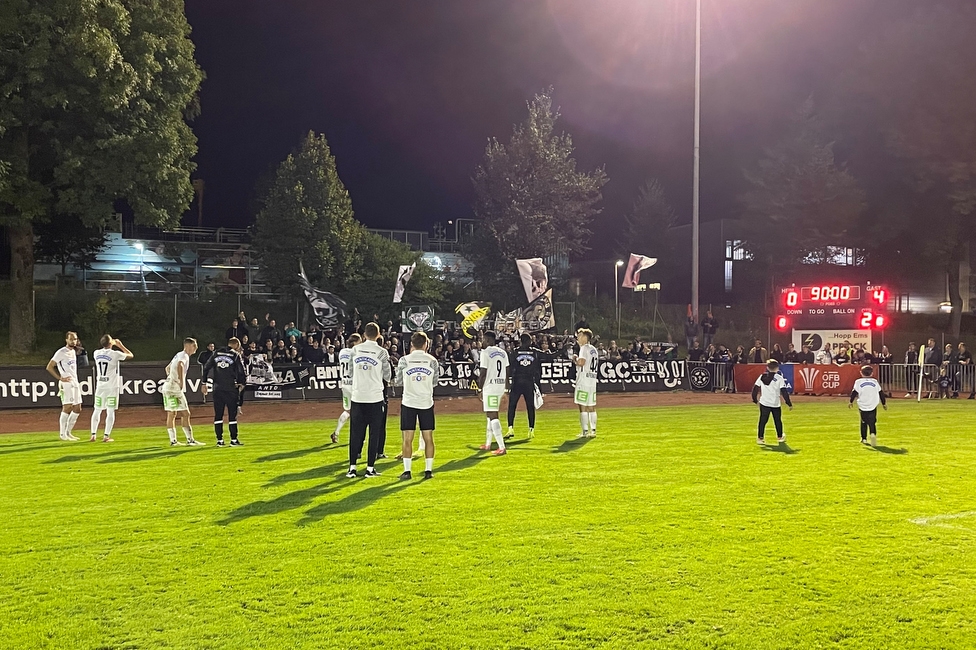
xmin=516 ymin=258 xmax=548 ymax=303
xmin=455 ymin=301 xmax=492 ymax=339
xmin=622 ymin=254 xmax=657 ymax=289
xmin=298 ymin=261 xmax=348 ymax=328
xmin=393 ymin=263 xmax=416 ymax=303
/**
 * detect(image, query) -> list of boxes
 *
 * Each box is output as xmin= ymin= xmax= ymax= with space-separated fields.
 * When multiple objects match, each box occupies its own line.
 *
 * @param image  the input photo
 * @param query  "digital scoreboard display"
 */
xmin=777 ymin=284 xmax=889 ymax=330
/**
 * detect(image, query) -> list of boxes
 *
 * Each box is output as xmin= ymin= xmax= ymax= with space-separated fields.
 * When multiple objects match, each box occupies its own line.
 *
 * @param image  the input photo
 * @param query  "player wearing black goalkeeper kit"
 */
xmin=202 ymin=338 xmax=247 ymax=447
xmin=507 ymin=333 xmax=542 ymax=440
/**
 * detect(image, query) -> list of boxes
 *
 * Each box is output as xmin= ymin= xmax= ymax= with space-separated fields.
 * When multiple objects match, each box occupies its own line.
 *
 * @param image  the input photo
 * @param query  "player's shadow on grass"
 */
xmin=44 ymin=447 xmax=159 ymax=464
xmin=97 ymin=448 xmax=201 ymax=463
xmin=551 ymin=437 xmax=593 ymax=454
xmin=263 ymin=461 xmax=349 ymax=487
xmin=759 ymin=443 xmax=799 ymax=455
xmin=0 ymin=441 xmax=66 ymax=456
xmin=254 ymin=444 xmax=332 ymax=463
xmin=218 ymin=477 xmax=356 ymax=525
xmin=864 ymin=445 xmax=908 ymax=455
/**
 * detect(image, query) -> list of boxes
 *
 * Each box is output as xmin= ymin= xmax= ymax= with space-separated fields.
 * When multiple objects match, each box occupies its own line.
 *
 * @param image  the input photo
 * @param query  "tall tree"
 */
xmin=739 ymin=99 xmax=867 ymax=275
xmin=34 ymin=214 xmax=109 ymax=276
xmin=619 ymin=178 xmax=677 ymax=267
xmin=835 ymin=3 xmax=976 ymax=335
xmin=0 ymin=0 xmax=203 ymax=353
xmin=470 ymin=89 xmax=608 ymax=294
xmin=251 ymin=132 xmax=365 ymax=293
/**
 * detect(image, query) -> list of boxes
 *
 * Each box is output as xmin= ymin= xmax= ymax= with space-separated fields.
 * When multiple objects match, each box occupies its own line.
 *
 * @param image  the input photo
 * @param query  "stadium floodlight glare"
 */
xmin=134 ymin=242 xmax=146 ymax=293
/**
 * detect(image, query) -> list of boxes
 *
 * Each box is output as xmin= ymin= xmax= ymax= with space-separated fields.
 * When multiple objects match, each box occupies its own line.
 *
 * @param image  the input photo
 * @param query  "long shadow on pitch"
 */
xmin=864 ymin=445 xmax=908 ymax=455
xmin=0 ymin=442 xmax=66 ymax=456
xmin=760 ymin=443 xmax=800 ymax=455
xmin=44 ymin=447 xmax=160 ymax=464
xmin=254 ymin=444 xmax=332 ymax=463
xmin=552 ymin=437 xmax=593 ymax=454
xmin=263 ymin=460 xmax=349 ymax=487
xmin=297 ymin=451 xmax=494 ymax=525
xmin=98 ymin=448 xmax=201 ymax=463
xmin=218 ymin=477 xmax=357 ymax=525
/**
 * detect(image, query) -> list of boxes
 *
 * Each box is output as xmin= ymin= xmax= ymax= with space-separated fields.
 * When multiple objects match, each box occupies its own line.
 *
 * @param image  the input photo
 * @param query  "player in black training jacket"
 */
xmin=507 ymin=333 xmax=543 ymax=440
xmin=202 ymin=338 xmax=247 ymax=447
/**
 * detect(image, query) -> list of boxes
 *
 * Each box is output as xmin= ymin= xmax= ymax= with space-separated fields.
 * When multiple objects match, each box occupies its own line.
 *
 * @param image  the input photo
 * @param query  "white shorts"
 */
xmin=482 ymin=391 xmax=505 ymax=412
xmin=162 ymin=391 xmax=189 ymax=412
xmin=59 ymin=382 xmax=82 ymax=406
xmin=574 ymin=385 xmax=597 ymax=407
xmin=93 ymin=387 xmax=120 ymax=410
xmin=341 ymin=387 xmax=351 ymax=412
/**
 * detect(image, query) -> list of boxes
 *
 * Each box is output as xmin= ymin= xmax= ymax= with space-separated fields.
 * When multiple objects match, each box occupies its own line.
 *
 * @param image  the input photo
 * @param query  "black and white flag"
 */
xmin=516 ymin=258 xmax=548 ymax=303
xmin=393 ymin=263 xmax=416 ymax=304
xmin=520 ymin=289 xmax=555 ymax=332
xmin=494 ymin=308 xmax=522 ymax=335
xmin=402 ymin=305 xmax=435 ymax=332
xmin=298 ymin=261 xmax=348 ymax=329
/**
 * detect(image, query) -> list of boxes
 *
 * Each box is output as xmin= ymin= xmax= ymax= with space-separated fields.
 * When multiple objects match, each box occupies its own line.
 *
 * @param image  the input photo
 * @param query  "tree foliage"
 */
xmin=471 ymin=89 xmax=608 ymax=288
xmin=252 ymin=131 xmax=443 ymax=321
xmin=0 ymin=0 xmax=203 ymax=352
xmin=739 ymin=99 xmax=866 ymax=274
xmin=34 ymin=214 xmax=109 ymax=276
xmin=619 ymin=178 xmax=677 ymax=269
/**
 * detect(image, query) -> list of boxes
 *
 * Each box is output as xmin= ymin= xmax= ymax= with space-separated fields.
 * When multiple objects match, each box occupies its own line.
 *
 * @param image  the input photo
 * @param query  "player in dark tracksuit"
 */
xmin=202 ymin=341 xmax=247 ymax=446
xmin=507 ymin=333 xmax=543 ymax=441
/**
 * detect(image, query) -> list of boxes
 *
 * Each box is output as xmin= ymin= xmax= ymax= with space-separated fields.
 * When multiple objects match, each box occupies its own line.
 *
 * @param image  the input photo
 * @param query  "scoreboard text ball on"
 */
xmin=777 ymin=283 xmax=890 ymax=332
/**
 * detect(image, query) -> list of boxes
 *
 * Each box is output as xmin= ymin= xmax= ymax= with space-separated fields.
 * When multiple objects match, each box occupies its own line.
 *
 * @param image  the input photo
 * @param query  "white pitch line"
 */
xmin=910 ymin=511 xmax=976 ymax=529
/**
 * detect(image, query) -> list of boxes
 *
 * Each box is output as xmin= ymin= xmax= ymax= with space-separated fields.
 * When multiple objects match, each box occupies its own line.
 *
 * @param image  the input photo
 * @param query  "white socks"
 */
xmin=182 ymin=426 xmax=193 ymax=442
xmin=59 ymin=412 xmax=70 ymax=437
xmin=425 ymin=457 xmax=434 ymax=471
xmin=485 ymin=419 xmax=493 ymax=447
xmin=334 ymin=411 xmax=350 ymax=436
xmin=104 ymin=410 xmax=116 ymax=437
xmin=491 ymin=419 xmax=505 ymax=450
xmin=65 ymin=412 xmax=79 ymax=435
xmin=403 ymin=458 xmax=412 ymax=472
xmin=580 ymin=412 xmax=589 ymax=435
xmin=90 ymin=408 xmax=104 ymax=435
xmin=588 ymin=412 xmax=597 ymax=433
xmin=167 ymin=428 xmax=177 ymax=443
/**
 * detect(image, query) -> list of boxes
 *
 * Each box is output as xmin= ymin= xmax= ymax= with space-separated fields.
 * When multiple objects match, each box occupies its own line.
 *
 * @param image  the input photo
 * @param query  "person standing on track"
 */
xmin=477 ymin=331 xmax=509 ymax=455
xmin=332 ymin=333 xmax=361 ymax=444
xmin=751 ymin=359 xmax=793 ymax=445
xmin=162 ymin=338 xmax=204 ymax=446
xmin=89 ymin=335 xmax=134 ymax=442
xmin=395 ymin=331 xmax=439 ymax=480
xmin=46 ymin=331 xmax=84 ymax=441
xmin=346 ymin=323 xmax=391 ymax=478
xmin=375 ymin=335 xmax=390 ymax=460
xmin=850 ymin=365 xmax=887 ymax=446
xmin=507 ymin=333 xmax=542 ymax=441
xmin=572 ymin=329 xmax=599 ymax=439
xmin=202 ymin=337 xmax=247 ymax=447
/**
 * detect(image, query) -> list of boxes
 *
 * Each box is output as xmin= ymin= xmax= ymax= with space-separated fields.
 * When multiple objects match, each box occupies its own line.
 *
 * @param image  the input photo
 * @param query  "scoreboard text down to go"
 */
xmin=777 ymin=284 xmax=889 ymax=331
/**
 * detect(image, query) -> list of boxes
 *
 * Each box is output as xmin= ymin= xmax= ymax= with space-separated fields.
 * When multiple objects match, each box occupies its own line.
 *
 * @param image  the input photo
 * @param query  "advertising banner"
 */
xmin=792 ymin=330 xmax=873 ymax=355
xmin=733 ymin=363 xmax=861 ymax=396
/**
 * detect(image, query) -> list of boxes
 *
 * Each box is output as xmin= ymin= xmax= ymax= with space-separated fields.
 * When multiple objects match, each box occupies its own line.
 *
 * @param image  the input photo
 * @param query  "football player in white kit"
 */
xmin=477 ymin=331 xmax=509 ymax=455
xmin=332 ymin=333 xmax=361 ymax=444
xmin=46 ymin=331 xmax=84 ymax=441
xmin=395 ymin=331 xmax=440 ymax=479
xmin=162 ymin=337 xmax=204 ymax=446
xmin=573 ymin=329 xmax=599 ymax=438
xmin=89 ymin=335 xmax=134 ymax=442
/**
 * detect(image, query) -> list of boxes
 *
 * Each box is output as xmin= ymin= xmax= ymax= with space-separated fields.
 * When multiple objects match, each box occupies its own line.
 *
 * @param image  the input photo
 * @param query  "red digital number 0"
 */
xmin=786 ymin=291 xmax=798 ymax=307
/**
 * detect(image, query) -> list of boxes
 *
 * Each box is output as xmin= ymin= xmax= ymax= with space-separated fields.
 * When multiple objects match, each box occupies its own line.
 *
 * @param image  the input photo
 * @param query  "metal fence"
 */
xmin=686 ymin=361 xmax=738 ymax=393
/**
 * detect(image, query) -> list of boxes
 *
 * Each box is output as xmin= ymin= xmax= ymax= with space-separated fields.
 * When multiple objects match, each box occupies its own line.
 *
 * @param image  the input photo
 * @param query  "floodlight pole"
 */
xmin=614 ymin=260 xmax=624 ymax=340
xmin=691 ymin=0 xmax=701 ymax=323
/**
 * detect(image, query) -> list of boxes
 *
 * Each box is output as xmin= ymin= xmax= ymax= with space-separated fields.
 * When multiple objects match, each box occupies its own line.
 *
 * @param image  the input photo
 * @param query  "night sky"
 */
xmin=185 ymin=0 xmax=898 ymax=258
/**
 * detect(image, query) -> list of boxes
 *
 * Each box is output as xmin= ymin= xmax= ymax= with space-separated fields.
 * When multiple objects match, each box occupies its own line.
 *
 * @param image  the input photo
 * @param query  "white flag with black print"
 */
xmin=393 ymin=263 xmax=416 ymax=303
xmin=516 ymin=258 xmax=548 ymax=303
xmin=622 ymin=254 xmax=657 ymax=289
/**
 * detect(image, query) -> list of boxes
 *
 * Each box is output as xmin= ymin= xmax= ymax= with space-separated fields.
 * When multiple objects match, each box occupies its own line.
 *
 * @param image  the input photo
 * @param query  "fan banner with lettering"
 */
xmin=393 ymin=263 xmax=416 ymax=304
xmin=298 ymin=261 xmax=347 ymax=328
xmin=622 ymin=254 xmax=657 ymax=289
xmin=516 ymin=258 xmax=548 ymax=303
xmin=455 ymin=301 xmax=492 ymax=339
xmin=401 ymin=305 xmax=435 ymax=332
xmin=520 ymin=289 xmax=555 ymax=333
xmin=494 ymin=308 xmax=522 ymax=335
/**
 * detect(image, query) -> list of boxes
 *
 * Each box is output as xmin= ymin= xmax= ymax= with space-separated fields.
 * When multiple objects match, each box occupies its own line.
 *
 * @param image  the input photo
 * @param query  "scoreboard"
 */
xmin=776 ymin=284 xmax=889 ymax=331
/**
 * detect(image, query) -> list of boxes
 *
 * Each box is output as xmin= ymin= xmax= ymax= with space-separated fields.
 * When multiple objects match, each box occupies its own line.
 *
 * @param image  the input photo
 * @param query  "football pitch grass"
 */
xmin=2 ymin=401 xmax=976 ymax=649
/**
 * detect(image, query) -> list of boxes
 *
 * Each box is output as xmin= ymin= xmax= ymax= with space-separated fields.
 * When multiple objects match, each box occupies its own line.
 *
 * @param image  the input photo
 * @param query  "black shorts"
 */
xmin=400 ymin=405 xmax=435 ymax=432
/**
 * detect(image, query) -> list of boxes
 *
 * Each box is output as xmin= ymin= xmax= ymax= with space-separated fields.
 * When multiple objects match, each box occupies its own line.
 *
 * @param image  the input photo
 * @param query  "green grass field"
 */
xmin=2 ymin=401 xmax=976 ymax=649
